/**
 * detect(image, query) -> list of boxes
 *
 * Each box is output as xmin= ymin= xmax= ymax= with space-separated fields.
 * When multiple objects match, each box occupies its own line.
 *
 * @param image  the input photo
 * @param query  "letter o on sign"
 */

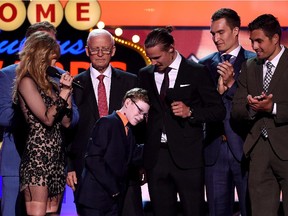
xmin=0 ymin=2 xmax=26 ymax=31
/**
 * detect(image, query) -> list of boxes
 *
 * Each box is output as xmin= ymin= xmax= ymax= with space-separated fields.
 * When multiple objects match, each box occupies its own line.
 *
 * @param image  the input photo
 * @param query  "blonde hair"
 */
xmin=13 ymin=31 xmax=60 ymax=102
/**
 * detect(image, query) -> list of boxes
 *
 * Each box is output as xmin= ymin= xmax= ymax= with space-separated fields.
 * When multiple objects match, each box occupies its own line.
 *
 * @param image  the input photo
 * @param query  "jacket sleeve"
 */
xmin=0 ymin=68 xmax=15 ymax=127
xmin=231 ymin=61 xmax=254 ymax=121
xmin=189 ymin=66 xmax=226 ymax=123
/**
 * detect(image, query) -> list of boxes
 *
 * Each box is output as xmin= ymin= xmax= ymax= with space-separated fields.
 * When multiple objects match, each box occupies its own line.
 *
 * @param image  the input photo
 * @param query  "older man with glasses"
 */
xmin=66 ymin=29 xmax=145 ymax=215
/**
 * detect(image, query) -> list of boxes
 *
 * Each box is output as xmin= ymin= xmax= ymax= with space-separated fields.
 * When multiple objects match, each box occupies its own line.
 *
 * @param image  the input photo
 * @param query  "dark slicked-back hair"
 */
xmin=211 ymin=8 xmax=241 ymax=30
xmin=144 ymin=26 xmax=174 ymax=51
xmin=25 ymin=21 xmax=57 ymax=38
xmin=248 ymin=14 xmax=282 ymax=40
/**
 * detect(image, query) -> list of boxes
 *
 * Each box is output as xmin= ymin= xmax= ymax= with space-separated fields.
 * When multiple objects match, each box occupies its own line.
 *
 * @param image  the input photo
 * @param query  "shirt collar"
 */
xmin=90 ymin=64 xmax=112 ymax=80
xmin=168 ymin=51 xmax=182 ymax=71
xmin=154 ymin=51 xmax=182 ymax=74
xmin=221 ymin=45 xmax=241 ymax=58
xmin=116 ymin=111 xmax=129 ymax=127
xmin=266 ymin=45 xmax=285 ymax=68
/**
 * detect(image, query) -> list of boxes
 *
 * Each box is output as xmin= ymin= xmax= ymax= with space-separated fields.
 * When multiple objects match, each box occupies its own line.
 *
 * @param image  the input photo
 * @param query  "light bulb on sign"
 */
xmin=132 ymin=35 xmax=140 ymax=43
xmin=97 ymin=21 xmax=105 ymax=29
xmin=115 ymin=28 xmax=123 ymax=36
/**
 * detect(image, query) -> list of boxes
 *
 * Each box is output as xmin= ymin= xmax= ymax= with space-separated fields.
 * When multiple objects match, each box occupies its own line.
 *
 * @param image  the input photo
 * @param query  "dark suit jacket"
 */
xmin=75 ymin=111 xmax=140 ymax=211
xmin=138 ymin=56 xmax=226 ymax=170
xmin=232 ymin=47 xmax=288 ymax=160
xmin=199 ymin=47 xmax=255 ymax=164
xmin=67 ymin=67 xmax=137 ymax=179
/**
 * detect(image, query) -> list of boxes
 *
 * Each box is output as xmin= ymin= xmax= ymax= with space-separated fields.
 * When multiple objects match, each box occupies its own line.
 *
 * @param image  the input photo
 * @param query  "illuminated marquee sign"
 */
xmin=0 ymin=1 xmax=150 ymax=74
xmin=0 ymin=0 xmax=101 ymax=31
xmin=0 ymin=34 xmax=148 ymax=76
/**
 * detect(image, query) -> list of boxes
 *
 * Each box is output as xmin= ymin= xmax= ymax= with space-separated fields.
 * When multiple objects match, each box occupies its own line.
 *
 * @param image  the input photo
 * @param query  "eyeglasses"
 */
xmin=86 ymin=46 xmax=113 ymax=55
xmin=130 ymin=98 xmax=148 ymax=119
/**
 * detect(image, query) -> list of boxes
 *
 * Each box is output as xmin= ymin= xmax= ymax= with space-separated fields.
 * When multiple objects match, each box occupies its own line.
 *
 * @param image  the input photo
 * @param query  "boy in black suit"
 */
xmin=75 ymin=88 xmax=150 ymax=216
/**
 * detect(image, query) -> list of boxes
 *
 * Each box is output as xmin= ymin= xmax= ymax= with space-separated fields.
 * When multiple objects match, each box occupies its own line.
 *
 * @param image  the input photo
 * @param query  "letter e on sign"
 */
xmin=65 ymin=0 xmax=101 ymax=30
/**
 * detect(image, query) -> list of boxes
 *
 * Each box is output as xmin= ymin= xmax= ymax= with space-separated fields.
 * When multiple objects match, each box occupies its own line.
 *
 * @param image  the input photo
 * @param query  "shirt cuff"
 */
xmin=272 ymin=103 xmax=277 ymax=115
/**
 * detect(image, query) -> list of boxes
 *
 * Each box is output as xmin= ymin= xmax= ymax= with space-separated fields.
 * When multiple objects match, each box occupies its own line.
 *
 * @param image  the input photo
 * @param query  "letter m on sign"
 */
xmin=36 ymin=4 xmax=55 ymax=22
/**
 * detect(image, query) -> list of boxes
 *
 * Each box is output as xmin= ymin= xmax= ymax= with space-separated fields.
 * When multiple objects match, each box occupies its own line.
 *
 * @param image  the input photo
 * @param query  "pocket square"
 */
xmin=180 ymin=84 xmax=190 ymax=87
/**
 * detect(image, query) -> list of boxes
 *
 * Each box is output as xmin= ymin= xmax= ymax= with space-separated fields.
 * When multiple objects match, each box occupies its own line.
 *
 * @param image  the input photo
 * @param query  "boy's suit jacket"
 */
xmin=75 ymin=111 xmax=139 ymax=211
xmin=67 ymin=67 xmax=137 ymax=179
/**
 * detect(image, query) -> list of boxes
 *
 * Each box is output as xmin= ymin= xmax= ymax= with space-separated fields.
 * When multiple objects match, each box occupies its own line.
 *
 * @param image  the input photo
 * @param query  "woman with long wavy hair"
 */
xmin=13 ymin=31 xmax=73 ymax=216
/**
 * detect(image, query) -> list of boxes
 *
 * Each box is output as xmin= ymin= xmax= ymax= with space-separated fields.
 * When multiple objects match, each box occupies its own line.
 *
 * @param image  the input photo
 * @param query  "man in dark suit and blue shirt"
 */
xmin=198 ymin=8 xmax=255 ymax=216
xmin=138 ymin=27 xmax=226 ymax=216
xmin=232 ymin=14 xmax=288 ymax=216
xmin=75 ymin=88 xmax=150 ymax=216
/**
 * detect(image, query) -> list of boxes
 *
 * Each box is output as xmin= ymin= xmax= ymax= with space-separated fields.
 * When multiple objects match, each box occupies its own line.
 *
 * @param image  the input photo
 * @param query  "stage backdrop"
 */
xmin=1 ymin=1 xmax=288 ymax=214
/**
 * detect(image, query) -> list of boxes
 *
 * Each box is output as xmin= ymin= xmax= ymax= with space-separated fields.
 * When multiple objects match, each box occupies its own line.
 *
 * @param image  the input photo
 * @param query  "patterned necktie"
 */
xmin=263 ymin=61 xmax=273 ymax=93
xmin=159 ymin=67 xmax=172 ymax=102
xmin=97 ymin=74 xmax=108 ymax=118
xmin=261 ymin=61 xmax=273 ymax=139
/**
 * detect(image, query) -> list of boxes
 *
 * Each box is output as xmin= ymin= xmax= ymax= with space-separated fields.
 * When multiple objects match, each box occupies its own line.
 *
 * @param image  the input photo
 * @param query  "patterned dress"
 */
xmin=20 ymin=89 xmax=66 ymax=198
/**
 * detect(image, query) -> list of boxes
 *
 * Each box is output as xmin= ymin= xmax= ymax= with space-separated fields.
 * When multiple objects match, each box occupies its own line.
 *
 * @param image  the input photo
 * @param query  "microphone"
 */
xmin=46 ymin=66 xmax=83 ymax=89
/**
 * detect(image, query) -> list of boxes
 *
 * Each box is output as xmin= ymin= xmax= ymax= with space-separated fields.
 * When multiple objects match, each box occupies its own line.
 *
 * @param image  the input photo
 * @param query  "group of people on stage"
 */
xmin=0 ymin=7 xmax=287 ymax=216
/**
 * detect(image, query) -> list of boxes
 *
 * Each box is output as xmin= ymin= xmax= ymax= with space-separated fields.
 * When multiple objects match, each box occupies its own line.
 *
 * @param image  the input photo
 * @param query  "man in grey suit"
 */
xmin=232 ymin=14 xmax=288 ymax=216
xmin=66 ymin=29 xmax=144 ymax=215
xmin=199 ymin=8 xmax=255 ymax=216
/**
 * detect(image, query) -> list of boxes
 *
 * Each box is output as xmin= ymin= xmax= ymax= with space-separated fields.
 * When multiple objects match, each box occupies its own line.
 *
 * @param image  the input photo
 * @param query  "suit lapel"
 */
xmin=233 ymin=48 xmax=246 ymax=79
xmin=212 ymin=53 xmax=221 ymax=68
xmin=254 ymin=59 xmax=265 ymax=94
xmin=83 ymin=70 xmax=99 ymax=120
xmin=174 ymin=58 xmax=187 ymax=88
xmin=109 ymin=68 xmax=121 ymax=113
xmin=148 ymin=66 xmax=163 ymax=106
xmin=210 ymin=54 xmax=221 ymax=85
xmin=126 ymin=127 xmax=134 ymax=164
xmin=115 ymin=112 xmax=133 ymax=164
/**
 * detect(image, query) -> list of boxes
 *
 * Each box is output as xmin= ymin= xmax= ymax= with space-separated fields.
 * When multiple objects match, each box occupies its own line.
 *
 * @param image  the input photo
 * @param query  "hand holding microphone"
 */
xmin=46 ymin=66 xmax=83 ymax=89
xmin=60 ymin=72 xmax=73 ymax=89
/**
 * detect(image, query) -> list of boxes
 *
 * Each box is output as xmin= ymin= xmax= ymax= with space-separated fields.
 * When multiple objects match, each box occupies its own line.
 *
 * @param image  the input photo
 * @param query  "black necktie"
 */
xmin=221 ymin=54 xmax=232 ymax=62
xmin=159 ymin=67 xmax=172 ymax=102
